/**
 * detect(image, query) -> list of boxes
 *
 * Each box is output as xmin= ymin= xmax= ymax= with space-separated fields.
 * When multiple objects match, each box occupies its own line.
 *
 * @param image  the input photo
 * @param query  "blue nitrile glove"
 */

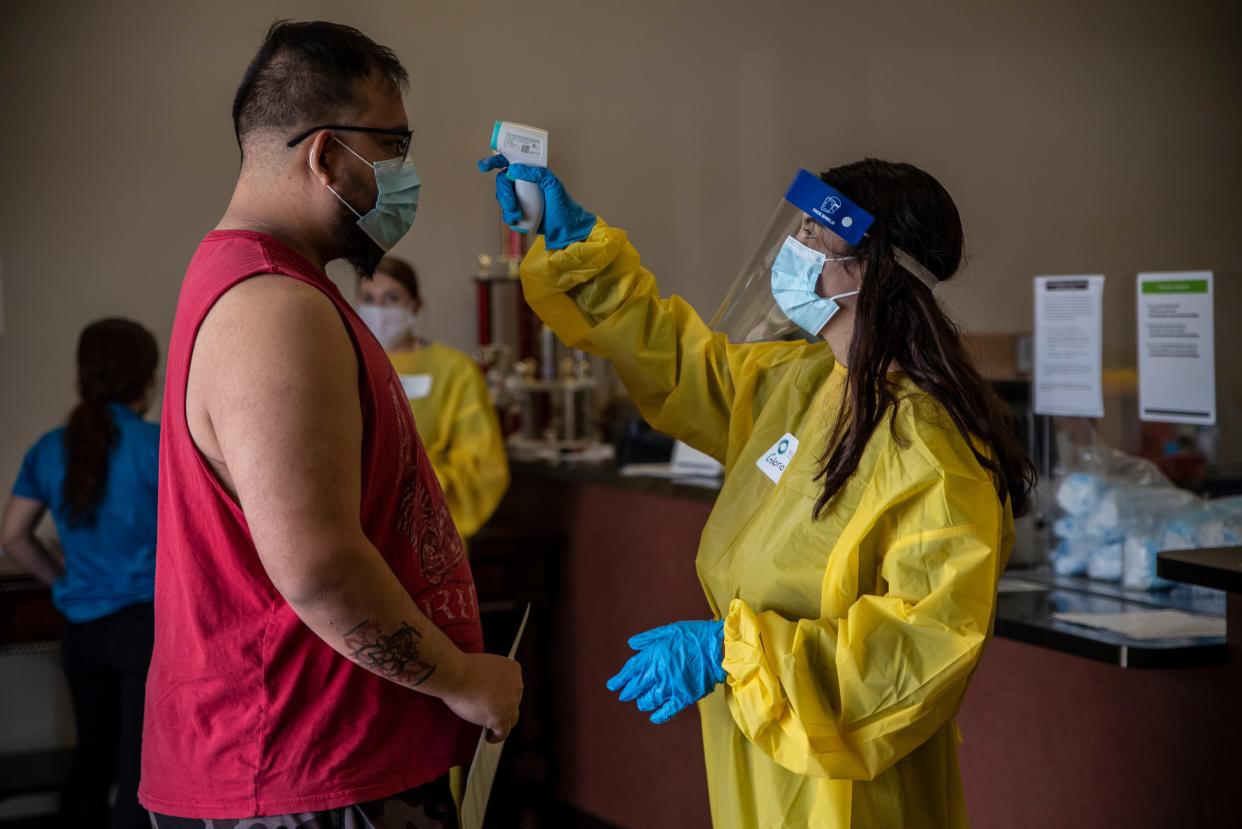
xmin=476 ymin=155 xmax=597 ymax=250
xmin=605 ymin=619 xmax=726 ymax=725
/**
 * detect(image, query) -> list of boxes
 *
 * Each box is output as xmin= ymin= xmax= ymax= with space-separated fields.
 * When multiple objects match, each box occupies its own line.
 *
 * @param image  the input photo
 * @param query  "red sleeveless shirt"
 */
xmin=140 ymin=231 xmax=483 ymax=818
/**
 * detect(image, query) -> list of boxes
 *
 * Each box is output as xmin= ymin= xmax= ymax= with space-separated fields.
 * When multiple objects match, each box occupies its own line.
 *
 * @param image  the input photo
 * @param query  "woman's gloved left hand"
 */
xmin=476 ymin=155 xmax=596 ymax=250
xmin=606 ymin=619 xmax=726 ymax=724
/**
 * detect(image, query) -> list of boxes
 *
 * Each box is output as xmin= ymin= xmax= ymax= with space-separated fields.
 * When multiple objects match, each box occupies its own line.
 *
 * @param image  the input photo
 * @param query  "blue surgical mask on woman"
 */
xmin=324 ymin=137 xmax=421 ymax=251
xmin=770 ymin=235 xmax=858 ymax=335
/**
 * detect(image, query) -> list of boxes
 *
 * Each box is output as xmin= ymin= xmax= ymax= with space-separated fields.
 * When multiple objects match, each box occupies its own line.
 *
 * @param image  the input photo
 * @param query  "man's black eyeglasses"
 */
xmin=286 ymin=125 xmax=412 ymax=160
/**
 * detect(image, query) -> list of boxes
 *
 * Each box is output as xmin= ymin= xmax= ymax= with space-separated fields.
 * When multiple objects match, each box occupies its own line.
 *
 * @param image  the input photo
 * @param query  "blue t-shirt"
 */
xmin=12 ymin=404 xmax=159 ymax=622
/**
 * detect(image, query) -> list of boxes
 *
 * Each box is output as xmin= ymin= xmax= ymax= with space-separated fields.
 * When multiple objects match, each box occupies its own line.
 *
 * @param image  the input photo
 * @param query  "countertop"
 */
xmin=509 ymin=458 xmax=720 ymax=502
xmin=510 ymin=457 xmax=1229 ymax=669
xmin=991 ymin=571 xmax=1226 ymax=668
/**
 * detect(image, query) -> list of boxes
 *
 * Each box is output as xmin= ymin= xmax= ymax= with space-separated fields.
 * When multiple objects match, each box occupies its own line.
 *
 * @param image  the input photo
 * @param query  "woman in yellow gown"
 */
xmin=480 ymin=155 xmax=1035 ymax=827
xmin=357 ymin=256 xmax=509 ymax=542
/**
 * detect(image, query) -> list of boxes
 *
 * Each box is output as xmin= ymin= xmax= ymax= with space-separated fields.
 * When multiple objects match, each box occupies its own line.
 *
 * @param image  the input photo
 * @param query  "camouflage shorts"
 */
xmin=148 ymin=775 xmax=457 ymax=829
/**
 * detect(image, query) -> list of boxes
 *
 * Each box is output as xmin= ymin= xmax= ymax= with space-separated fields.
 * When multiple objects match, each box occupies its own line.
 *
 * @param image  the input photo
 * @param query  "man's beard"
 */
xmin=330 ymin=182 xmax=386 ymax=278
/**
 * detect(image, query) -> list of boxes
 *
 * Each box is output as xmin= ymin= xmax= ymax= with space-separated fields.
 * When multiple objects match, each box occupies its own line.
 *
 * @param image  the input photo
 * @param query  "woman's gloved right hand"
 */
xmin=477 ymin=155 xmax=597 ymax=250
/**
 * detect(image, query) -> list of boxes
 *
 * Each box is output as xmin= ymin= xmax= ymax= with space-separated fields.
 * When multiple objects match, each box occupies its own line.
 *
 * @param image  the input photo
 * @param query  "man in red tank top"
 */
xmin=140 ymin=21 xmax=522 ymax=827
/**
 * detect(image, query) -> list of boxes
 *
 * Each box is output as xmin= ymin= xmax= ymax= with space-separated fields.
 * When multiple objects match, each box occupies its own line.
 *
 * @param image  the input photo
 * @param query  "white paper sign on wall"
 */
xmin=1137 ymin=272 xmax=1215 ymax=425
xmin=1033 ymin=275 xmax=1105 ymax=418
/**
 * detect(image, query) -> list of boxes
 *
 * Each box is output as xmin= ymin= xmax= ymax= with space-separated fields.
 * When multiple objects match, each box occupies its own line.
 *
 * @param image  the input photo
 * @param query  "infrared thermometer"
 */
xmin=490 ymin=121 xmax=548 ymax=234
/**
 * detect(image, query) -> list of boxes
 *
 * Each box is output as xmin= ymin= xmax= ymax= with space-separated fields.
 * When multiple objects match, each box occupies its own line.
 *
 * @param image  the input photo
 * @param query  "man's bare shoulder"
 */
xmin=189 ymin=274 xmax=357 ymax=440
xmin=192 ymin=274 xmax=356 ymax=374
xmin=186 ymin=272 xmax=361 ymax=484
xmin=208 ymin=274 xmax=342 ymax=334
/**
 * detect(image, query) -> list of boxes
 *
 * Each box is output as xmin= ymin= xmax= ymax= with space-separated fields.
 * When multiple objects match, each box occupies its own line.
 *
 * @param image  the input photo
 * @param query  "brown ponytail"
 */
xmin=63 ymin=319 xmax=159 ymax=526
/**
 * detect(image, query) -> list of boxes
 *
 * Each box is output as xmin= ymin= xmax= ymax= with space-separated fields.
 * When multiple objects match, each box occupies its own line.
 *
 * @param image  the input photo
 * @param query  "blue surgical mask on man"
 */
xmin=325 ymin=137 xmax=421 ymax=251
xmin=770 ymin=235 xmax=858 ymax=335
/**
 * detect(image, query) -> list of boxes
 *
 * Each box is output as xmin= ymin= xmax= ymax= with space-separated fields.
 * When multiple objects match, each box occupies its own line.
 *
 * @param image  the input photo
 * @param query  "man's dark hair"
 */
xmin=232 ymin=20 xmax=408 ymax=156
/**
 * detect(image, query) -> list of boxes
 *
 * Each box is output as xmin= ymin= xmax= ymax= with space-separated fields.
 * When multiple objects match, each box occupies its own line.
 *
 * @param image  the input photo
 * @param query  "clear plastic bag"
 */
xmin=1049 ymin=446 xmax=1240 ymax=590
xmin=1051 ymin=447 xmax=1166 ymax=580
xmin=1116 ymin=486 xmax=1199 ymax=590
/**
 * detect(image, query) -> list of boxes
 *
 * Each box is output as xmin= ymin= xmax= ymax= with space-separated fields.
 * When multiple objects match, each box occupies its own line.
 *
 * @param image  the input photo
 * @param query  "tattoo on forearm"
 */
xmin=344 ymin=619 xmax=437 ymax=687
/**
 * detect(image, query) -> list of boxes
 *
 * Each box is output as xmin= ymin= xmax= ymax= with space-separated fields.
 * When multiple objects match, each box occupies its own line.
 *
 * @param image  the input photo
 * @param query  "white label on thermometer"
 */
xmin=502 ymin=133 xmax=542 ymax=157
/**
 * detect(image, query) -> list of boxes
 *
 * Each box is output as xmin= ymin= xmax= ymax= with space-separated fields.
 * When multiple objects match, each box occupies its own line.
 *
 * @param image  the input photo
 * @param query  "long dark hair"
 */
xmin=814 ymin=159 xmax=1036 ymax=518
xmin=63 ymin=319 xmax=159 ymax=526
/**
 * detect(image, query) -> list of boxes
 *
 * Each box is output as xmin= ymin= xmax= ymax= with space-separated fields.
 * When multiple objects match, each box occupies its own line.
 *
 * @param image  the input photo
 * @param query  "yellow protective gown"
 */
xmin=388 ymin=343 xmax=509 ymax=541
xmin=520 ymin=220 xmax=1013 ymax=828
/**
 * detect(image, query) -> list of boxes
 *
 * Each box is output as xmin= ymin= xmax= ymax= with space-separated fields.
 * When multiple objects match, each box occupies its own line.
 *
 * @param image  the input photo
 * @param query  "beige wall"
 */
xmin=2 ymin=0 xmax=1240 ymax=483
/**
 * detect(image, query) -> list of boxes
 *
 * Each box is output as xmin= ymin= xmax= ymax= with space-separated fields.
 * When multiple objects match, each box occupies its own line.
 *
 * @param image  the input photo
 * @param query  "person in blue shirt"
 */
xmin=1 ymin=317 xmax=160 ymax=829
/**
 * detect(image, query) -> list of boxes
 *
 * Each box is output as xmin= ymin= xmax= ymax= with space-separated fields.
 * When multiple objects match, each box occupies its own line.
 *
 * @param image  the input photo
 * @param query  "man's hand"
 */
xmin=442 ymin=652 xmax=524 ymax=743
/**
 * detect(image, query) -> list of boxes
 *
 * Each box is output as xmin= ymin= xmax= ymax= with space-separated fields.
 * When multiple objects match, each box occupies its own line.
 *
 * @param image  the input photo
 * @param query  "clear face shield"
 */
xmin=709 ymin=169 xmax=938 ymax=343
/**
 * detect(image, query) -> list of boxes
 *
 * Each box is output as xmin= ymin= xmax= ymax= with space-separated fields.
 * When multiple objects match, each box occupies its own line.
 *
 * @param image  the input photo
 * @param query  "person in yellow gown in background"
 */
xmin=357 ymin=256 xmax=509 ymax=542
xmin=479 ymin=154 xmax=1037 ymax=828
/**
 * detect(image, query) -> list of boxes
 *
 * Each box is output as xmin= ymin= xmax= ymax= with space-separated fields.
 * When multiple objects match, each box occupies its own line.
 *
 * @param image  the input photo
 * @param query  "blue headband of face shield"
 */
xmin=784 ymin=169 xmax=940 ymax=288
xmin=770 ymin=170 xmax=941 ymax=335
xmin=784 ymin=169 xmax=875 ymax=245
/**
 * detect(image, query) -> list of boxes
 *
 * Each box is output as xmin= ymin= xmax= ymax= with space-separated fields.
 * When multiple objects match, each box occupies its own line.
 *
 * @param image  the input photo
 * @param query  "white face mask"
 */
xmin=770 ymin=235 xmax=859 ymax=335
xmin=358 ymin=303 xmax=417 ymax=351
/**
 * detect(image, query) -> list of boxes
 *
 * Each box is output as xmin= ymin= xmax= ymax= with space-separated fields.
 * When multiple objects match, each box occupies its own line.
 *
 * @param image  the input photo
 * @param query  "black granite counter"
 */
xmin=511 ymin=457 xmax=1229 ymax=669
xmin=991 ymin=572 xmax=1226 ymax=668
xmin=509 ymin=458 xmax=720 ymax=502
